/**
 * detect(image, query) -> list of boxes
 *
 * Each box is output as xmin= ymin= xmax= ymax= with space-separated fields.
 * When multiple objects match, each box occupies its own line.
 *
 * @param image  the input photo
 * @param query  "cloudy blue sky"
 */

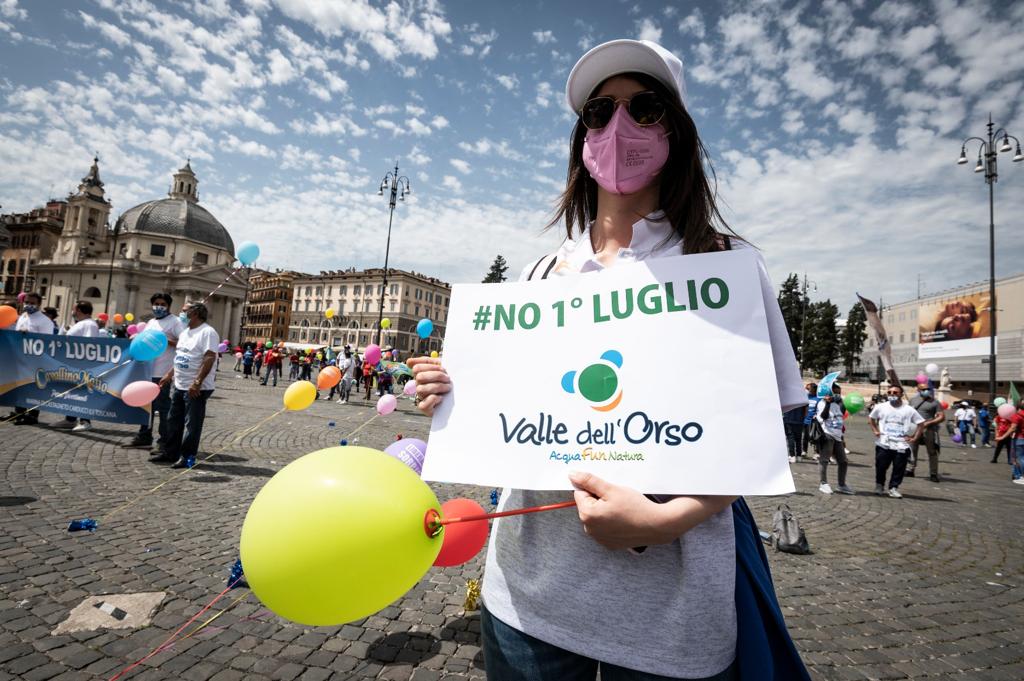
xmin=1 ymin=0 xmax=1022 ymax=311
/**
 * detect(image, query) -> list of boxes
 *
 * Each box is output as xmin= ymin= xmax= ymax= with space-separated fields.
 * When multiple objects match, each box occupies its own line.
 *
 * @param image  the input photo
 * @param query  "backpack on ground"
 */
xmin=771 ymin=504 xmax=811 ymax=555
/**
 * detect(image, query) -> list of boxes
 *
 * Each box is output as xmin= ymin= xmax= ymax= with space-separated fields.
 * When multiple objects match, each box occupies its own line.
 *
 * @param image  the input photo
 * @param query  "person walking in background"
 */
xmin=816 ymin=386 xmax=853 ymax=494
xmin=802 ymin=383 xmax=819 ymax=458
xmin=783 ymin=403 xmax=805 ymax=464
xmin=978 ymin=403 xmax=991 ymax=447
xmin=242 ymin=347 xmax=254 ymax=379
xmin=253 ymin=349 xmax=263 ymax=378
xmin=869 ymin=385 xmax=925 ymax=498
xmin=955 ymin=402 xmax=977 ymax=448
xmin=288 ymin=352 xmax=300 ymax=380
xmin=232 ymin=345 xmax=243 ymax=371
xmin=1010 ymin=399 xmax=1024 ymax=485
xmin=299 ymin=353 xmax=313 ymax=382
xmin=993 ymin=407 xmax=1015 ymax=466
xmin=336 ymin=350 xmax=355 ymax=404
xmin=907 ymin=382 xmax=945 ymax=482
xmin=362 ymin=359 xmax=375 ymax=400
xmin=157 ymin=302 xmax=219 ymax=469
xmin=261 ymin=346 xmax=281 ymax=387
xmin=42 ymin=306 xmax=60 ymax=333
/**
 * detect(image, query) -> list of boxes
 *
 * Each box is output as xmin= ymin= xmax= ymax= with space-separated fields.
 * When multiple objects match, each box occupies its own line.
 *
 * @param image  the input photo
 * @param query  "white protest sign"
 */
xmin=422 ymin=249 xmax=795 ymax=495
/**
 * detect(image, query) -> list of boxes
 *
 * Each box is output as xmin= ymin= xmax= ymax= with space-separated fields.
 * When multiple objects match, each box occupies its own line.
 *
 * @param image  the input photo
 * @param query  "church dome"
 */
xmin=116 ymin=198 xmax=235 ymax=255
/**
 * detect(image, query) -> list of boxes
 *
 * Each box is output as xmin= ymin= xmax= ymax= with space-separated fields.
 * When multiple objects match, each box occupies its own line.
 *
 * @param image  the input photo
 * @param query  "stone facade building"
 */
xmin=20 ymin=158 xmax=247 ymax=339
xmin=289 ymin=268 xmax=450 ymax=354
xmin=0 ymin=200 xmax=66 ymax=299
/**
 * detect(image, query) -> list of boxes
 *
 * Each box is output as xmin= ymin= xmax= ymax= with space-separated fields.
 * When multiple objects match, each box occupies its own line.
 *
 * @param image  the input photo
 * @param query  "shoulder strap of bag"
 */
xmin=527 ymin=254 xmax=558 ymax=281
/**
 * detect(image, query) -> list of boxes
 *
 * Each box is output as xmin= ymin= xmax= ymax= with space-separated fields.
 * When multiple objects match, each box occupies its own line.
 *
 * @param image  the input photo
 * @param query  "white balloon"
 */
xmin=925 ymin=362 xmax=939 ymax=378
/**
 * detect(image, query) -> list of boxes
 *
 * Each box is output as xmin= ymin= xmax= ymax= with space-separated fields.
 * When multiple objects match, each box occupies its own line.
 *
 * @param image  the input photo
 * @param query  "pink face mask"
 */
xmin=582 ymin=104 xmax=669 ymax=195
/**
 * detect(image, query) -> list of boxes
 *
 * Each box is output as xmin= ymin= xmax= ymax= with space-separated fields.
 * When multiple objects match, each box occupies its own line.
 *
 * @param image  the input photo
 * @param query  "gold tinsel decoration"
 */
xmin=463 ymin=578 xmax=481 ymax=611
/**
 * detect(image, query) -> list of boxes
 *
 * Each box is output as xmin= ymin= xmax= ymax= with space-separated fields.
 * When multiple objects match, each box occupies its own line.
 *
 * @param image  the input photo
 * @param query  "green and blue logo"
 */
xmin=561 ymin=350 xmax=624 ymax=412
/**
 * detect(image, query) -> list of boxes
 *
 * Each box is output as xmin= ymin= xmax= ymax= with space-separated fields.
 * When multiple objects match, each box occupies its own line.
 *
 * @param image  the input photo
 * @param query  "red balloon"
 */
xmin=434 ymin=498 xmax=489 ymax=567
xmin=940 ymin=401 xmax=949 ymax=410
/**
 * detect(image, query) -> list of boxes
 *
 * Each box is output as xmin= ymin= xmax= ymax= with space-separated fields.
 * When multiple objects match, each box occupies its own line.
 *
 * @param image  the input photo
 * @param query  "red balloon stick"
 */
xmin=424 ymin=500 xmax=577 ymax=536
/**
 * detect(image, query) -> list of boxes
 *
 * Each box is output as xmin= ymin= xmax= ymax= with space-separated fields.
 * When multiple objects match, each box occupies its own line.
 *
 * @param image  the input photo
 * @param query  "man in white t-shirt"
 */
xmin=53 ymin=300 xmax=100 ymax=432
xmin=13 ymin=292 xmax=51 ymax=425
xmin=956 ymin=402 xmax=977 ymax=448
xmin=130 ymin=292 xmax=185 ymax=452
xmin=156 ymin=302 xmax=219 ymax=468
xmin=815 ymin=387 xmax=854 ymax=495
xmin=869 ymin=385 xmax=925 ymax=498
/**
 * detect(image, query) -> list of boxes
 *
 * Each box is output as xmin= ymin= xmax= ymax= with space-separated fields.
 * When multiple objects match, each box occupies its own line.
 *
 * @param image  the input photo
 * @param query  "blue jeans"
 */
xmin=164 ymin=387 xmax=213 ymax=460
xmin=480 ymin=606 xmax=737 ymax=681
xmin=138 ymin=378 xmax=171 ymax=444
xmin=261 ymin=365 xmax=280 ymax=386
xmin=958 ymin=422 xmax=975 ymax=445
xmin=1012 ymin=441 xmax=1024 ymax=480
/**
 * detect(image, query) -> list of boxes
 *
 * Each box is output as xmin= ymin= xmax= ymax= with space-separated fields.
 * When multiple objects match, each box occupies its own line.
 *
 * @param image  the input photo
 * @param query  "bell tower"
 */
xmin=169 ymin=159 xmax=199 ymax=202
xmin=54 ymin=156 xmax=112 ymax=264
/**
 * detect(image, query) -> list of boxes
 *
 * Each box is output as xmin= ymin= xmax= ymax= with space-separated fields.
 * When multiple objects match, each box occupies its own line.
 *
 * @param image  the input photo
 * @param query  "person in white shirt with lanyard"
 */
xmin=52 ymin=300 xmax=100 ymax=432
xmin=869 ymin=385 xmax=925 ymax=498
xmin=129 ymin=292 xmax=185 ymax=454
xmin=12 ymin=292 xmax=52 ymax=425
xmin=409 ymin=39 xmax=810 ymax=681
xmin=157 ymin=302 xmax=219 ymax=469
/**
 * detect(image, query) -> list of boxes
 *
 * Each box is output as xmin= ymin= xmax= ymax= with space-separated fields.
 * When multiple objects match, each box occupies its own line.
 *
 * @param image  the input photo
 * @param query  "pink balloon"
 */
xmin=234 ymin=351 xmax=243 ymax=359
xmin=915 ymin=373 xmax=928 ymax=384
xmin=16 ymin=292 xmax=26 ymax=303
xmin=136 ymin=321 xmax=147 ymax=332
xmin=376 ymin=394 xmax=397 ymax=416
xmin=403 ymin=380 xmax=417 ymax=396
xmin=126 ymin=324 xmax=138 ymax=335
xmin=364 ymin=344 xmax=382 ymax=365
xmin=998 ymin=404 xmax=1017 ymax=419
xmin=121 ymin=380 xmax=160 ymax=407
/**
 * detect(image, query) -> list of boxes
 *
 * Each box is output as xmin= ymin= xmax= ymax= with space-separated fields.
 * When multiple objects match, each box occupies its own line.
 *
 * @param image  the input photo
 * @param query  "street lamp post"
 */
xmin=798 ymin=274 xmax=817 ymax=370
xmin=957 ymin=115 xmax=1022 ymax=403
xmin=376 ymin=162 xmax=410 ymax=347
xmin=103 ymin=217 xmax=121 ymax=314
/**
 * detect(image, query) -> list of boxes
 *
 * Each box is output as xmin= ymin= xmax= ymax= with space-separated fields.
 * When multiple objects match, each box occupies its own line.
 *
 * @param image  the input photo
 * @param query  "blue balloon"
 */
xmin=129 ymin=328 xmax=168 ymax=362
xmin=416 ymin=318 xmax=433 ymax=339
xmin=236 ymin=241 xmax=260 ymax=266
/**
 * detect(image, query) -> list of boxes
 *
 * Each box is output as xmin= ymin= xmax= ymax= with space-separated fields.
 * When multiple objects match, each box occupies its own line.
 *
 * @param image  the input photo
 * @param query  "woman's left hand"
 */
xmin=568 ymin=471 xmax=678 ymax=550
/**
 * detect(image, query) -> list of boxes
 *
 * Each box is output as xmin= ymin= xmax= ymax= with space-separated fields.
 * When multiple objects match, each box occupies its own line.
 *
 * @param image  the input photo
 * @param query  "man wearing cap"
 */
xmin=907 ymin=383 xmax=945 ymax=482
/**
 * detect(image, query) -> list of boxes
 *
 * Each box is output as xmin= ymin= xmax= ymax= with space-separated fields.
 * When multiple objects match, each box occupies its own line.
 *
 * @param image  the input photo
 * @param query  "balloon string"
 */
xmin=199 ymin=266 xmax=246 ymax=305
xmin=0 ymin=359 xmax=133 ymax=426
xmin=98 ymin=408 xmax=285 ymax=524
xmin=438 ymin=500 xmax=577 ymax=526
xmin=109 ymin=576 xmax=244 ymax=681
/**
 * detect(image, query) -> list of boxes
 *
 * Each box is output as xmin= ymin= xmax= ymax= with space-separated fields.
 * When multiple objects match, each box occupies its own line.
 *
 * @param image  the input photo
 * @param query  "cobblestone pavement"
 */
xmin=1 ymin=372 xmax=1022 ymax=680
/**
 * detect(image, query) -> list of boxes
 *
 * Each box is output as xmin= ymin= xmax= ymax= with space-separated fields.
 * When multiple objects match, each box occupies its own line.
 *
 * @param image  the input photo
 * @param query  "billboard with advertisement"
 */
xmin=918 ymin=292 xmax=995 ymax=359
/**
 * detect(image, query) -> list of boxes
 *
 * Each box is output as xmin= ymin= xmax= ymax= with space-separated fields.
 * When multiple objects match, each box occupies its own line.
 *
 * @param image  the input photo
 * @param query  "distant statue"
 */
xmin=880 ymin=378 xmax=890 ymax=392
xmin=940 ymin=367 xmax=951 ymax=391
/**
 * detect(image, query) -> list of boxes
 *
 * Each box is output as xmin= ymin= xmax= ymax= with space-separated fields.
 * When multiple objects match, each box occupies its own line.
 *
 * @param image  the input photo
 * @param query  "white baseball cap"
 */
xmin=565 ymin=39 xmax=687 ymax=112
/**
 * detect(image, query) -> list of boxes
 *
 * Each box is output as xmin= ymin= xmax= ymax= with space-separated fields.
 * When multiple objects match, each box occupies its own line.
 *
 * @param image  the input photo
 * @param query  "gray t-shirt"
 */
xmin=481 ymin=220 xmax=805 ymax=678
xmin=909 ymin=395 xmax=941 ymax=432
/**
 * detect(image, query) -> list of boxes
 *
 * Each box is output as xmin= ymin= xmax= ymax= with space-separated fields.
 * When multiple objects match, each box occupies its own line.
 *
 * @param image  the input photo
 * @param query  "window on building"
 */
xmin=390 ymin=284 xmax=398 ymax=295
xmin=899 ymin=333 xmax=904 ymax=343
xmin=150 ymin=244 xmax=166 ymax=257
xmin=404 ymin=303 xmax=409 ymax=313
xmin=390 ymin=300 xmax=396 ymax=311
xmin=304 ymin=300 xmax=310 ymax=311
xmin=327 ymin=285 xmax=332 ymax=296
xmin=364 ymin=301 xmax=371 ymax=312
xmin=315 ymin=286 xmax=322 ymax=296
xmin=415 ymin=304 xmax=420 ymax=316
xmin=305 ymin=286 xmax=312 ymax=296
xmin=338 ymin=302 xmax=344 ymax=314
xmin=194 ymin=252 xmax=209 ymax=265
xmin=427 ymin=292 xmax=433 ymax=303
xmin=910 ymin=331 xmax=917 ymax=341
xmin=54 ymin=295 xmax=60 ymax=309
xmin=353 ymin=285 xmax=361 ymax=295
xmin=360 ymin=333 xmax=368 ymax=345
xmin=84 ymin=287 xmax=101 ymax=298
xmin=910 ymin=310 xmax=917 ymax=320
xmin=899 ymin=312 xmax=905 ymax=321
xmin=315 ymin=302 xmax=322 ymax=311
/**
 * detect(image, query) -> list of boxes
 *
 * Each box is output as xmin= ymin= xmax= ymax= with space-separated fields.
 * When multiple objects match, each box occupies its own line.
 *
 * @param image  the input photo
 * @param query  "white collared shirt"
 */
xmin=15 ymin=310 xmax=53 ymax=334
xmin=65 ymin=318 xmax=100 ymax=337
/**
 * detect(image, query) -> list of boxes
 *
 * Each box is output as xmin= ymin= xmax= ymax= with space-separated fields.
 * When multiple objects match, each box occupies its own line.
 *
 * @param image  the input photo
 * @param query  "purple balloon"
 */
xmin=383 ymin=438 xmax=427 ymax=475
xmin=951 ymin=432 xmax=962 ymax=443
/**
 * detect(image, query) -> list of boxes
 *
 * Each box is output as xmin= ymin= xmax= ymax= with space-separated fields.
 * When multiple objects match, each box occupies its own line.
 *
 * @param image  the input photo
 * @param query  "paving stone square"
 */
xmin=2 ymin=370 xmax=1023 ymax=679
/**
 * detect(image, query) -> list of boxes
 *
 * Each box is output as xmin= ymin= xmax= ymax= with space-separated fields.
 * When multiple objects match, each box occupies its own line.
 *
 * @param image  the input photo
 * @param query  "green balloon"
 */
xmin=844 ymin=393 xmax=865 ymax=415
xmin=994 ymin=397 xmax=1006 ymax=407
xmin=240 ymin=447 xmax=442 ymax=626
xmin=265 ymin=341 xmax=273 ymax=349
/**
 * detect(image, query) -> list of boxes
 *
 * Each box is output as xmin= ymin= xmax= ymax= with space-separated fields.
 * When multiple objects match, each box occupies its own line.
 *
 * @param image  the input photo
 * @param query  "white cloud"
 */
xmin=495 ymin=74 xmax=519 ymax=91
xmin=79 ymin=11 xmax=131 ymax=47
xmin=430 ymin=115 xmax=448 ymax=129
xmin=533 ymin=30 xmax=555 ymax=44
xmin=155 ymin=65 xmax=188 ymax=94
xmin=407 ymin=145 xmax=430 ymax=165
xmin=407 ymin=118 xmax=432 ymax=135
xmin=783 ymin=60 xmax=836 ymax=101
xmin=442 ymin=175 xmax=463 ymax=193
xmin=222 ymin=133 xmax=276 ymax=158
xmin=836 ymin=108 xmax=877 ymax=137
xmin=838 ymin=26 xmax=880 ymax=60
xmin=635 ymin=17 xmax=662 ymax=44
xmin=679 ymin=10 xmax=705 ymax=39
xmin=0 ymin=0 xmax=26 ymax=20
xmin=535 ymin=81 xmax=555 ymax=108
xmin=406 ymin=103 xmax=426 ymax=116
xmin=267 ymin=48 xmax=297 ymax=85
xmin=450 ymin=158 xmax=471 ymax=174
xmin=292 ymin=111 xmax=366 ymax=137
xmin=364 ymin=103 xmax=399 ymax=116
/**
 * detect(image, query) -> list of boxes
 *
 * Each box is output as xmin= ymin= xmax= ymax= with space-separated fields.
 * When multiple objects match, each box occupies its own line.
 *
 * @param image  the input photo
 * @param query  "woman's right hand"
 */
xmin=409 ymin=356 xmax=451 ymax=416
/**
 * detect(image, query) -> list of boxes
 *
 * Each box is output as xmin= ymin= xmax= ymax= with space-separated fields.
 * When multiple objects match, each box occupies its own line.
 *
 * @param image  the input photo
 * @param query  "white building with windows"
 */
xmin=288 ymin=268 xmax=450 ymax=355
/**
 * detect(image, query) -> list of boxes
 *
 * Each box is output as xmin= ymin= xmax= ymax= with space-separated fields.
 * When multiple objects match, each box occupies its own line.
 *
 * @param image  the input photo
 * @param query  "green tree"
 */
xmin=839 ymin=302 xmax=868 ymax=377
xmin=776 ymin=273 xmax=805 ymax=361
xmin=482 ymin=255 xmax=509 ymax=283
xmin=803 ymin=299 xmax=839 ymax=375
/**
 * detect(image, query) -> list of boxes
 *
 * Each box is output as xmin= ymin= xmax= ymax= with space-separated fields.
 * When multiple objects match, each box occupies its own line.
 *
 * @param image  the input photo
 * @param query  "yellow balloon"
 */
xmin=325 ymin=308 xmax=335 ymax=319
xmin=430 ymin=351 xmax=439 ymax=358
xmin=380 ymin=318 xmax=391 ymax=329
xmin=283 ymin=381 xmax=317 ymax=411
xmin=125 ymin=313 xmax=135 ymax=322
xmin=240 ymin=446 xmax=442 ymax=625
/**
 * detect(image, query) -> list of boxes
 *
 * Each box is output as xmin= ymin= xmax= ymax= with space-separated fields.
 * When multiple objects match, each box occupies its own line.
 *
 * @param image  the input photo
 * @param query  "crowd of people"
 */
xmin=783 ymin=379 xmax=1024 ymax=494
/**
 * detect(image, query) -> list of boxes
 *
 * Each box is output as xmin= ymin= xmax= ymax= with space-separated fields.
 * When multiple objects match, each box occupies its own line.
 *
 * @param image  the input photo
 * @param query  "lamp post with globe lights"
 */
xmin=956 ymin=115 xmax=1022 ymax=403
xmin=376 ymin=162 xmax=410 ymax=347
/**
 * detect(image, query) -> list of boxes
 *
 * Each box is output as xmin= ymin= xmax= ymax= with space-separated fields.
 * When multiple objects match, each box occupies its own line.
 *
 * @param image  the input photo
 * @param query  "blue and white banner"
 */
xmin=0 ymin=330 xmax=152 ymax=424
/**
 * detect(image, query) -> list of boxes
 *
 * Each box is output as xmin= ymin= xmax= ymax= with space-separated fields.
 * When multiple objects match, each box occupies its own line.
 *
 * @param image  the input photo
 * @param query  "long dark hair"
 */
xmin=548 ymin=72 xmax=740 ymax=254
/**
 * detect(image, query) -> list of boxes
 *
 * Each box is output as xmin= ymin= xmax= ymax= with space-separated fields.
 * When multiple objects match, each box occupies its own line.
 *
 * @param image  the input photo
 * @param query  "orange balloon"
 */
xmin=0 ymin=305 xmax=16 ymax=328
xmin=317 ymin=366 xmax=341 ymax=390
xmin=113 ymin=313 xmax=124 ymax=325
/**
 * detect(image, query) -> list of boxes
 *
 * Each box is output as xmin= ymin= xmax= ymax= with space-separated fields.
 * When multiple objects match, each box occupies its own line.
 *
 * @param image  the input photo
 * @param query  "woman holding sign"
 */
xmin=411 ymin=39 xmax=807 ymax=680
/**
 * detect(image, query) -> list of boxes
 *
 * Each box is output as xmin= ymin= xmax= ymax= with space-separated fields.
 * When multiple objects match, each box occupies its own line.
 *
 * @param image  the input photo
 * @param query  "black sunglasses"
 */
xmin=579 ymin=91 xmax=666 ymax=130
